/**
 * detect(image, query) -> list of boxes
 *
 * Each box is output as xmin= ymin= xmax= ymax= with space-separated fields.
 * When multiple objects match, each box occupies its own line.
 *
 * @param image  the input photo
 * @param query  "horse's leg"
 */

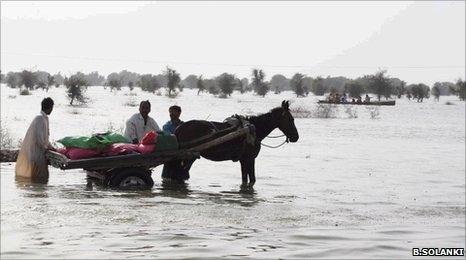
xmin=240 ymin=158 xmax=255 ymax=187
xmin=240 ymin=159 xmax=249 ymax=185
xmin=248 ymin=159 xmax=256 ymax=187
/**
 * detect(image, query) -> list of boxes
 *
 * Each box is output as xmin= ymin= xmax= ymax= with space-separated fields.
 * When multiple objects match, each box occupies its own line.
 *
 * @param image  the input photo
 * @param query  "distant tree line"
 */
xmin=1 ymin=68 xmax=464 ymax=103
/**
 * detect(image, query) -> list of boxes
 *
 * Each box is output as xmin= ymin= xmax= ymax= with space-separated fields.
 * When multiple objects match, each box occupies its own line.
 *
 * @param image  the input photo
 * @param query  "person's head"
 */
xmin=169 ymin=105 xmax=181 ymax=121
xmin=139 ymin=100 xmax=151 ymax=118
xmin=41 ymin=97 xmax=54 ymax=115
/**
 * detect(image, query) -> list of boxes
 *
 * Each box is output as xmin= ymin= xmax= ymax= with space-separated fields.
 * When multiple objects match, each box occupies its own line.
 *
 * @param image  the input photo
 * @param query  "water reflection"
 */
xmin=14 ymin=176 xmax=49 ymax=198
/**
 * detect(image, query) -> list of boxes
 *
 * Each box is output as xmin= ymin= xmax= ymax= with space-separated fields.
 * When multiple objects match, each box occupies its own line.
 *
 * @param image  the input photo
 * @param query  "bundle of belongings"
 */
xmin=56 ymin=131 xmax=178 ymax=160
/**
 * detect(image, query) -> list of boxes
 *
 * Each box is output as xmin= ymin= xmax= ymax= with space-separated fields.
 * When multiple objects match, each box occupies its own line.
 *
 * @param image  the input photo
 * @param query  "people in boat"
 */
xmin=341 ymin=93 xmax=348 ymax=103
xmin=163 ymin=105 xmax=183 ymax=134
xmin=364 ymin=94 xmax=371 ymax=103
xmin=327 ymin=93 xmax=334 ymax=102
xmin=15 ymin=97 xmax=56 ymax=182
xmin=334 ymin=93 xmax=340 ymax=103
xmin=124 ymin=100 xmax=161 ymax=144
xmin=351 ymin=98 xmax=356 ymax=104
xmin=357 ymin=96 xmax=363 ymax=104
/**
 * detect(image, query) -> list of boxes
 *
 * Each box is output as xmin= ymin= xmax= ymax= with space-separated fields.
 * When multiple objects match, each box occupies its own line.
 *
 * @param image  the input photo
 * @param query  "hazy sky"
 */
xmin=1 ymin=1 xmax=464 ymax=85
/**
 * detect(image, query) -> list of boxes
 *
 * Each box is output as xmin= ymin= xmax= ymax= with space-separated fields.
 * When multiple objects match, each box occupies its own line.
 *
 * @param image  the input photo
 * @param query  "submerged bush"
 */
xmin=290 ymin=105 xmax=312 ymax=118
xmin=344 ymin=106 xmax=358 ymax=118
xmin=106 ymin=122 xmax=124 ymax=134
xmin=68 ymin=108 xmax=81 ymax=115
xmin=312 ymin=104 xmax=339 ymax=118
xmin=0 ymin=122 xmax=14 ymax=149
xmin=19 ymin=88 xmax=31 ymax=95
xmin=165 ymin=89 xmax=179 ymax=98
xmin=366 ymin=106 xmax=380 ymax=119
xmin=124 ymin=98 xmax=138 ymax=107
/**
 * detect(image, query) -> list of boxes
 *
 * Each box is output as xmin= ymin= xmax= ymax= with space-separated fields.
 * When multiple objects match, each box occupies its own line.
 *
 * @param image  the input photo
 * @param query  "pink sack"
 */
xmin=65 ymin=147 xmax=101 ymax=160
xmin=103 ymin=143 xmax=140 ymax=156
xmin=137 ymin=144 xmax=156 ymax=154
xmin=56 ymin=148 xmax=68 ymax=155
xmin=140 ymin=131 xmax=158 ymax=145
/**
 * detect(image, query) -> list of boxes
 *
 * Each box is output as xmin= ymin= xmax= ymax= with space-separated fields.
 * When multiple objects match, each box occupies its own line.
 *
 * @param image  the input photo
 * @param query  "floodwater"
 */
xmin=1 ymin=87 xmax=465 ymax=259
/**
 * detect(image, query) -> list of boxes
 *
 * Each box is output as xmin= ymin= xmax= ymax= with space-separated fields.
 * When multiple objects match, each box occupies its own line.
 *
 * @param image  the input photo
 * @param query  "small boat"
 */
xmin=317 ymin=100 xmax=395 ymax=106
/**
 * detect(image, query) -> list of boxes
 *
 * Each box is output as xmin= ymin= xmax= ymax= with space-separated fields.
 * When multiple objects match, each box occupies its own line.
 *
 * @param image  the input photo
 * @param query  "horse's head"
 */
xmin=275 ymin=100 xmax=299 ymax=143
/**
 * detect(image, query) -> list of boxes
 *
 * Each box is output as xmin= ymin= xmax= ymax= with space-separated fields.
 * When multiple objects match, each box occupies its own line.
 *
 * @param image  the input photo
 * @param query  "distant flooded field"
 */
xmin=1 ymin=86 xmax=465 ymax=258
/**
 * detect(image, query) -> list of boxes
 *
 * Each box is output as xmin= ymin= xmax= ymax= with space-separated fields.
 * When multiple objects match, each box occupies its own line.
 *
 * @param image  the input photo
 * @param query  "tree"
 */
xmin=53 ymin=73 xmax=64 ymax=87
xmin=36 ymin=81 xmax=47 ymax=91
xmin=455 ymin=79 xmax=465 ymax=101
xmin=270 ymin=74 xmax=290 ymax=94
xmin=138 ymin=74 xmax=160 ymax=93
xmin=251 ymin=68 xmax=269 ymax=97
xmin=344 ymin=80 xmax=365 ymax=98
xmin=65 ymin=73 xmax=88 ymax=105
xmin=240 ymin=78 xmax=252 ymax=94
xmin=391 ymin=78 xmax=406 ymax=98
xmin=34 ymin=71 xmax=50 ymax=91
xmin=5 ymin=72 xmax=21 ymax=88
xmin=196 ymin=75 xmax=205 ymax=95
xmin=216 ymin=73 xmax=236 ymax=97
xmin=164 ymin=67 xmax=181 ymax=96
xmin=19 ymin=70 xmax=37 ymax=90
xmin=367 ymin=70 xmax=392 ymax=101
xmin=433 ymin=81 xmax=456 ymax=96
xmin=204 ymin=79 xmax=219 ymax=95
xmin=235 ymin=78 xmax=244 ymax=94
xmin=290 ymin=73 xmax=306 ymax=97
xmin=84 ymin=71 xmax=106 ymax=86
xmin=311 ymin=76 xmax=326 ymax=96
xmin=409 ymin=83 xmax=430 ymax=102
xmin=128 ymin=81 xmax=134 ymax=91
xmin=106 ymin=73 xmax=122 ymax=91
xmin=181 ymin=74 xmax=198 ymax=89
xmin=302 ymin=77 xmax=312 ymax=95
xmin=431 ymin=85 xmax=440 ymax=101
xmin=47 ymin=74 xmax=55 ymax=90
xmin=117 ymin=70 xmax=139 ymax=87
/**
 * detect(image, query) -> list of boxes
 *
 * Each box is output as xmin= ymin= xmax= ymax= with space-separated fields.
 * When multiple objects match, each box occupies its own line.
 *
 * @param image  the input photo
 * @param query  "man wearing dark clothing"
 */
xmin=162 ymin=105 xmax=183 ymax=134
xmin=161 ymin=105 xmax=187 ymax=180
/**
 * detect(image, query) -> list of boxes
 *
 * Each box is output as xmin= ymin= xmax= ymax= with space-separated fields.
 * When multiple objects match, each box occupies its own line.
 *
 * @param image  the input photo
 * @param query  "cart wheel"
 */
xmin=109 ymin=168 xmax=154 ymax=190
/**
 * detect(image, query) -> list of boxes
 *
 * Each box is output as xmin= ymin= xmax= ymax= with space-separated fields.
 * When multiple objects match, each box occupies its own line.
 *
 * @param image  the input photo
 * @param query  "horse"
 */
xmin=162 ymin=100 xmax=299 ymax=187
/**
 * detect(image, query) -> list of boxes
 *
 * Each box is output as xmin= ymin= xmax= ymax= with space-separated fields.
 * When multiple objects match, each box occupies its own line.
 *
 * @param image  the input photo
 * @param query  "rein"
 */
xmin=266 ymin=134 xmax=285 ymax=138
xmin=261 ymin=134 xmax=288 ymax=148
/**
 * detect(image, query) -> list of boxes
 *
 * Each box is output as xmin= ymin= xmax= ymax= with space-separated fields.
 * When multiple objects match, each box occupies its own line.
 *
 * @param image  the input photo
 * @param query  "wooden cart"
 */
xmin=46 ymin=126 xmax=251 ymax=189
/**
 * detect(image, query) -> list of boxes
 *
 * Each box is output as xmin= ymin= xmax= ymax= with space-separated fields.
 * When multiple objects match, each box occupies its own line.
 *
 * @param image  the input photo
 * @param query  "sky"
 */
xmin=1 ymin=1 xmax=465 ymax=85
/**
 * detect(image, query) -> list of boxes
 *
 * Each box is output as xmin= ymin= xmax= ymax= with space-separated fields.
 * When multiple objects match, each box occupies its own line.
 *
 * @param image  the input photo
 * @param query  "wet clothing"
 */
xmin=161 ymin=119 xmax=183 ymax=179
xmin=15 ymin=111 xmax=53 ymax=180
xmin=124 ymin=113 xmax=160 ymax=143
xmin=162 ymin=120 xmax=183 ymax=135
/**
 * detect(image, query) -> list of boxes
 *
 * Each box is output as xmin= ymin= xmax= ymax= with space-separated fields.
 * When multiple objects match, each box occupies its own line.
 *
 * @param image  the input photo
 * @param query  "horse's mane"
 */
xmin=245 ymin=106 xmax=284 ymax=122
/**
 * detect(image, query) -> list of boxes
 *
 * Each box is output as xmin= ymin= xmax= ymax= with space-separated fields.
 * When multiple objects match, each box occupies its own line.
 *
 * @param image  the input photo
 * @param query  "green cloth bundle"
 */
xmin=156 ymin=131 xmax=178 ymax=151
xmin=58 ymin=132 xmax=129 ymax=149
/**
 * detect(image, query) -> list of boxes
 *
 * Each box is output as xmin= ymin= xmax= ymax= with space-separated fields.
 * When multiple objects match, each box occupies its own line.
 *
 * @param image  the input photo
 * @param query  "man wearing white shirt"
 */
xmin=124 ymin=100 xmax=161 ymax=144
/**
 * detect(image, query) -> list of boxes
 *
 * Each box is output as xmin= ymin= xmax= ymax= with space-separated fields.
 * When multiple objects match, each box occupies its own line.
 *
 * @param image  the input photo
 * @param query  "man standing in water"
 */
xmin=15 ymin=97 xmax=56 ymax=182
xmin=162 ymin=105 xmax=183 ymax=134
xmin=124 ymin=100 xmax=161 ymax=144
xmin=161 ymin=105 xmax=184 ymax=179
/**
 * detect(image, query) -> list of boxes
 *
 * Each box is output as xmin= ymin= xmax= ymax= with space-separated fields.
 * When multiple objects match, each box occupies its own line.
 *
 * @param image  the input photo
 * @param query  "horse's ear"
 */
xmin=282 ymin=100 xmax=289 ymax=110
